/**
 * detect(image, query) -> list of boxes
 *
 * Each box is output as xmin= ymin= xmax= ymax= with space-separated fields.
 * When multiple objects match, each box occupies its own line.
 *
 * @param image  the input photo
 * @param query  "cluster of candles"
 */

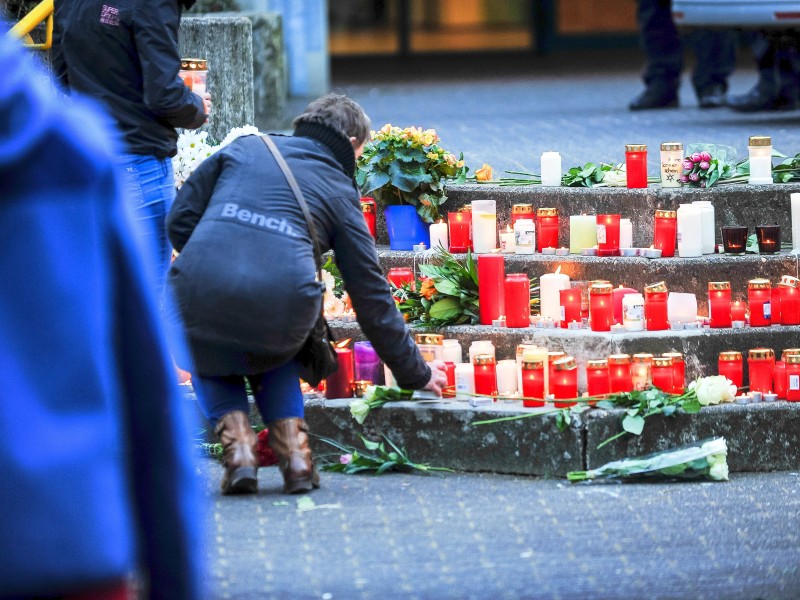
xmin=718 ymin=348 xmax=800 ymax=402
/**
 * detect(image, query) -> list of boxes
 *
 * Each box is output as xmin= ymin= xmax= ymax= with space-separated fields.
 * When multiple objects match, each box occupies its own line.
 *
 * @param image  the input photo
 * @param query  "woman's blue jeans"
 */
xmin=116 ymin=154 xmax=175 ymax=299
xmin=192 ymin=361 xmax=305 ymax=429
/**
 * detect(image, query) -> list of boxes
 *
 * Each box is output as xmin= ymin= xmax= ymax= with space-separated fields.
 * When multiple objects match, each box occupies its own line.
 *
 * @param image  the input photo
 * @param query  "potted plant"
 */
xmin=356 ymin=124 xmax=468 ymax=250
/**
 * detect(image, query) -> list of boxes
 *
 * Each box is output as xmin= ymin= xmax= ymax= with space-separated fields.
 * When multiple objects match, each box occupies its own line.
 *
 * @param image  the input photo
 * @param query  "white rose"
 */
xmin=690 ymin=376 xmax=737 ymax=406
xmin=601 ymin=164 xmax=628 ymax=187
xmin=709 ymin=460 xmax=729 ymax=481
xmin=321 ymin=270 xmax=335 ymax=292
xmin=349 ymin=398 xmax=371 ymax=424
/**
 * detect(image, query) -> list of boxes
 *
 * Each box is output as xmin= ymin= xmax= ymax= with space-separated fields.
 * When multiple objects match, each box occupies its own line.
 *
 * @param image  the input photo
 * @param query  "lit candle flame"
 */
xmin=336 ymin=338 xmax=352 ymax=349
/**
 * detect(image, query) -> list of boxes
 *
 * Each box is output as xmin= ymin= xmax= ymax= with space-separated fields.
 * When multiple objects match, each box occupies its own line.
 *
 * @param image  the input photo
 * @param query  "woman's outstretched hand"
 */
xmin=421 ymin=360 xmax=449 ymax=397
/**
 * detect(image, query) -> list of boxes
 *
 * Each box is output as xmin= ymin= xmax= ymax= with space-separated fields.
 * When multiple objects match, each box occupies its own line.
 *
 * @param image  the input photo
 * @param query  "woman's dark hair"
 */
xmin=292 ymin=94 xmax=371 ymax=145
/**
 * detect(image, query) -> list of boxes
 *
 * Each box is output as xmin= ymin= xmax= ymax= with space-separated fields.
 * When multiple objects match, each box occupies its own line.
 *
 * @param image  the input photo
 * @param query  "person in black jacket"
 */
xmin=52 ymin=0 xmax=209 ymax=295
xmin=167 ymin=94 xmax=447 ymax=496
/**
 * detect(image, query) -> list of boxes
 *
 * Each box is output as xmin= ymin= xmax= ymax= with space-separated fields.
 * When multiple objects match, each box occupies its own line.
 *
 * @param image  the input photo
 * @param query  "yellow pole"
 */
xmin=7 ymin=0 xmax=54 ymax=50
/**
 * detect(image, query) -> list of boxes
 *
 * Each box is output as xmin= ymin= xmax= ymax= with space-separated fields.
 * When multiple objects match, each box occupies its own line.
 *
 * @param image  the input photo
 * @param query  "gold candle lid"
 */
xmin=474 ymin=354 xmax=496 ymax=365
xmin=719 ymin=351 xmax=743 ymax=361
xmin=521 ymin=359 xmax=545 ymax=369
xmin=590 ymin=283 xmax=613 ymax=294
xmin=586 ymin=359 xmax=609 ymax=370
xmin=779 ymin=275 xmax=800 ymax=289
xmin=748 ymin=278 xmax=771 ymax=290
xmin=652 ymin=356 xmax=673 ymax=368
xmin=458 ymin=205 xmax=472 ymax=212
xmin=662 ymin=352 xmax=684 ymax=363
xmin=655 ymin=209 xmax=677 ymax=219
xmin=608 ymin=354 xmax=631 ymax=365
xmin=632 ymin=353 xmax=654 ymax=363
xmin=626 ymin=144 xmax=647 ymax=152
xmin=786 ymin=354 xmax=800 ymax=365
xmin=512 ymin=204 xmax=534 ymax=214
xmin=708 ymin=281 xmax=731 ymax=291
xmin=181 ymin=58 xmax=208 ymax=70
xmin=782 ymin=348 xmax=800 ymax=360
xmin=749 ymin=348 xmax=775 ymax=360
xmin=361 ymin=201 xmax=375 ymax=213
xmin=660 ymin=142 xmax=683 ymax=151
xmin=590 ymin=279 xmax=612 ymax=286
xmin=537 ymin=208 xmax=558 ymax=217
xmin=749 ymin=135 xmax=771 ymax=147
xmin=548 ymin=351 xmax=566 ymax=360
xmin=644 ymin=281 xmax=668 ymax=294
xmin=415 ymin=334 xmax=444 ymax=345
xmin=553 ymin=356 xmax=577 ymax=371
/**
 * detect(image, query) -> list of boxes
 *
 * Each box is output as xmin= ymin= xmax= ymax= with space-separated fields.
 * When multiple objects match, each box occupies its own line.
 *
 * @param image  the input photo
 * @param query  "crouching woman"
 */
xmin=166 ymin=94 xmax=447 ymax=495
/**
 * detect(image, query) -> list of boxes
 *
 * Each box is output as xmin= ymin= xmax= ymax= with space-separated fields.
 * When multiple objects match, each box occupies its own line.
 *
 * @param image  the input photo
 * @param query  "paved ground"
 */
xmin=200 ymin=459 xmax=800 ymax=600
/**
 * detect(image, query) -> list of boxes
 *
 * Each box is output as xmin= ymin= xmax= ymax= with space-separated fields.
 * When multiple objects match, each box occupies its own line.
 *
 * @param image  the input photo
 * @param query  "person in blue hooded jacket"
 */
xmin=0 ymin=33 xmax=203 ymax=599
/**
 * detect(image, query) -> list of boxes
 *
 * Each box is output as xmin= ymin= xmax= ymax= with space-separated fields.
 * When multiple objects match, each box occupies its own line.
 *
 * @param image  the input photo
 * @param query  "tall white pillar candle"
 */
xmin=620 ymin=218 xmax=633 ymax=249
xmin=569 ymin=214 xmax=597 ymax=253
xmin=792 ymin=193 xmax=800 ymax=252
xmin=442 ymin=339 xmax=463 ymax=364
xmin=540 ymin=268 xmax=571 ymax=321
xmin=496 ymin=359 xmax=519 ymax=395
xmin=429 ymin=221 xmax=448 ymax=250
xmin=667 ymin=292 xmax=698 ymax=323
xmin=471 ymin=200 xmax=497 ymax=253
xmin=540 ymin=151 xmax=562 ymax=187
xmin=691 ymin=200 xmax=715 ymax=254
xmin=748 ymin=136 xmax=773 ymax=185
xmin=454 ymin=363 xmax=475 ymax=399
xmin=677 ymin=203 xmax=703 ymax=257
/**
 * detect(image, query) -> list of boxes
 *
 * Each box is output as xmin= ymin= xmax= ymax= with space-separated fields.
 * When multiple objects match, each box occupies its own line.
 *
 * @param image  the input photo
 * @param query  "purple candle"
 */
xmin=354 ymin=341 xmax=384 ymax=385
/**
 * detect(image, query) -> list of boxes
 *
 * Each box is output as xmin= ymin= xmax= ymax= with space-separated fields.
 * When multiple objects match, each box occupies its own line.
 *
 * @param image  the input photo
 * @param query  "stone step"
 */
xmin=376 ymin=247 xmax=799 ymax=314
xmin=373 ymin=183 xmax=800 ymax=247
xmin=329 ymin=321 xmax=800 ymax=390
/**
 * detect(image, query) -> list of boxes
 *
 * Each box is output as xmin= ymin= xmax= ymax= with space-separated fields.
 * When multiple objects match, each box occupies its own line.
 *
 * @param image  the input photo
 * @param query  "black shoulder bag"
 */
xmin=260 ymin=135 xmax=339 ymax=386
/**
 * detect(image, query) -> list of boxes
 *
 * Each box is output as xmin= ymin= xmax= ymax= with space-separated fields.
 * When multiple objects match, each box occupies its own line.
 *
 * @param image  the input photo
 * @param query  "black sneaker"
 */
xmin=727 ymin=87 xmax=798 ymax=112
xmin=629 ymin=87 xmax=679 ymax=110
xmin=697 ymin=84 xmax=727 ymax=109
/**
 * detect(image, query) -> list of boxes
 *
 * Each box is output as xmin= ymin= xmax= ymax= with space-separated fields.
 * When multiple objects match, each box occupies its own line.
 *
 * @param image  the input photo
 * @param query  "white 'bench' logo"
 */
xmin=221 ymin=203 xmax=300 ymax=238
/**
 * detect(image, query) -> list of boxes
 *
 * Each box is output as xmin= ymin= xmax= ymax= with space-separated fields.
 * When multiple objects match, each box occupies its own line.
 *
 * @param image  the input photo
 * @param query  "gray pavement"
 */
xmin=200 ymin=459 xmax=800 ymax=600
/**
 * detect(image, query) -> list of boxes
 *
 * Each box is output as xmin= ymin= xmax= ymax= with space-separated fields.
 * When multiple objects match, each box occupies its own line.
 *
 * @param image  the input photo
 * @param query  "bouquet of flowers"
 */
xmin=321 ymin=256 xmax=349 ymax=320
xmin=567 ymin=437 xmax=729 ymax=483
xmin=173 ymin=124 xmax=260 ymax=187
xmin=356 ymin=124 xmax=469 ymax=223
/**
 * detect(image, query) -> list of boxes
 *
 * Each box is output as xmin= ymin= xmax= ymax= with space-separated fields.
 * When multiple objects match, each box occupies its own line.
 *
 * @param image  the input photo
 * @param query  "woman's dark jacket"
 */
xmin=166 ymin=124 xmax=431 ymax=389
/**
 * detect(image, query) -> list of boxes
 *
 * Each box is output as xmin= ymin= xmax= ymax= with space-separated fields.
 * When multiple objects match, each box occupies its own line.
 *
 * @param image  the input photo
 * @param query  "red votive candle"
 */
xmin=653 ymin=209 xmax=677 ymax=257
xmin=511 ymin=204 xmax=534 ymax=228
xmin=586 ymin=359 xmax=610 ymax=397
xmin=662 ymin=352 xmax=685 ymax=394
xmin=779 ymin=275 xmax=800 ymax=325
xmin=360 ymin=197 xmax=376 ymax=239
xmin=709 ymin=282 xmax=733 ymax=328
xmin=478 ymin=254 xmax=505 ymax=325
xmin=537 ymin=208 xmax=559 ymax=252
xmin=777 ymin=349 xmax=800 ymax=398
xmin=589 ymin=282 xmax=614 ymax=331
xmin=718 ymin=351 xmax=744 ymax=390
xmin=596 ymin=214 xmax=621 ymax=257
xmin=387 ymin=267 xmax=414 ymax=289
xmin=505 ymin=273 xmax=531 ymax=328
xmin=730 ymin=300 xmax=746 ymax=323
xmin=625 ymin=144 xmax=648 ymax=188
xmin=608 ymin=354 xmax=633 ymax=393
xmin=644 ymin=281 xmax=669 ymax=331
xmin=651 ymin=356 xmax=674 ymax=393
xmin=448 ymin=209 xmax=471 ymax=253
xmin=748 ymin=279 xmax=772 ymax=327
xmin=748 ymin=348 xmax=775 ymax=393
xmin=325 ymin=342 xmax=354 ymax=399
xmin=786 ymin=355 xmax=800 ymax=401
xmin=631 ymin=353 xmax=654 ymax=391
xmin=521 ymin=359 xmax=545 ymax=407
xmin=474 ymin=355 xmax=497 ymax=397
xmin=612 ymin=286 xmax=638 ymax=324
xmin=560 ymin=287 xmax=582 ymax=329
xmin=443 ymin=361 xmax=456 ymax=398
xmin=548 ymin=351 xmax=566 ymax=389
xmin=771 ymin=286 xmax=783 ymax=324
xmin=552 ymin=356 xmax=578 ymax=407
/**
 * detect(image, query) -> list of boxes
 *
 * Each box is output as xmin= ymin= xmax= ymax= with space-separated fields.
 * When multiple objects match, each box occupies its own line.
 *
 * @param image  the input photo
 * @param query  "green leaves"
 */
xmin=315 ymin=433 xmax=452 ymax=476
xmin=428 ymin=297 xmax=462 ymax=320
xmin=622 ymin=414 xmax=645 ymax=435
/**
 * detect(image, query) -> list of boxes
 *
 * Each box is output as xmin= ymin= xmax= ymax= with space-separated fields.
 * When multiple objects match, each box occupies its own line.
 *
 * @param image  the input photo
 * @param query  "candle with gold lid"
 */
xmin=473 ymin=354 xmax=498 ymax=397
xmin=660 ymin=142 xmax=683 ymax=188
xmin=589 ymin=282 xmax=614 ymax=332
xmin=748 ymin=348 xmax=775 ymax=393
xmin=662 ymin=352 xmax=685 ymax=393
xmin=537 ymin=208 xmax=559 ymax=252
xmin=179 ymin=57 xmax=208 ymax=92
xmin=644 ymin=281 xmax=669 ymax=331
xmin=779 ymin=275 xmax=800 ymax=325
xmin=651 ymin=356 xmax=674 ymax=392
xmin=748 ymin=135 xmax=773 ymax=185
xmin=552 ymin=356 xmax=578 ymax=407
xmin=586 ymin=359 xmax=610 ymax=396
xmin=608 ymin=354 xmax=633 ymax=393
xmin=521 ymin=359 xmax=546 ymax=407
xmin=709 ymin=281 xmax=732 ymax=328
xmin=785 ymin=354 xmax=800 ymax=401
xmin=653 ymin=209 xmax=677 ymax=257
xmin=415 ymin=333 xmax=444 ymax=362
xmin=718 ymin=351 xmax=743 ymax=389
xmin=631 ymin=353 xmax=654 ymax=391
xmin=625 ymin=144 xmax=648 ymax=188
xmin=511 ymin=204 xmax=534 ymax=227
xmin=748 ymin=278 xmax=772 ymax=327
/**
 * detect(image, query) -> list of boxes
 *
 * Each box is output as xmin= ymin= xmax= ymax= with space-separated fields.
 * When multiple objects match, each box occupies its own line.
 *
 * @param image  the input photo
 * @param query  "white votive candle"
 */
xmin=496 ymin=359 xmax=518 ymax=395
xmin=541 ymin=151 xmax=562 ymax=187
xmin=454 ymin=363 xmax=475 ymax=399
xmin=429 ymin=220 xmax=448 ymax=250
xmin=748 ymin=136 xmax=773 ymax=185
xmin=677 ymin=203 xmax=703 ymax=257
xmin=499 ymin=227 xmax=516 ymax=253
xmin=570 ymin=214 xmax=597 ymax=253
xmin=442 ymin=339 xmax=463 ymax=364
xmin=667 ymin=292 xmax=698 ymax=323
xmin=620 ymin=218 xmax=633 ymax=249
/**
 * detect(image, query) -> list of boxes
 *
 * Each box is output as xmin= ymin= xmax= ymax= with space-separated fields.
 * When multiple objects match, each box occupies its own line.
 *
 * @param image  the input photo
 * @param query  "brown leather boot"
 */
xmin=267 ymin=417 xmax=320 ymax=494
xmin=215 ymin=411 xmax=258 ymax=495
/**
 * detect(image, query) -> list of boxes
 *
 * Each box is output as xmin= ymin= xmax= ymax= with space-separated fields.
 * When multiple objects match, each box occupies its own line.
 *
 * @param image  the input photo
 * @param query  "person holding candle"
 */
xmin=167 ymin=95 xmax=447 ymax=495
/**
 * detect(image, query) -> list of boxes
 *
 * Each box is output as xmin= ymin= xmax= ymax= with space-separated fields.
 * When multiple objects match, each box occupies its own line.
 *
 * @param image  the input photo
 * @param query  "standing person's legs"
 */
xmin=250 ymin=361 xmax=320 ymax=494
xmin=193 ymin=374 xmax=259 ymax=494
xmin=630 ymin=0 xmax=682 ymax=110
xmin=690 ymin=28 xmax=737 ymax=108
xmin=116 ymin=154 xmax=175 ymax=299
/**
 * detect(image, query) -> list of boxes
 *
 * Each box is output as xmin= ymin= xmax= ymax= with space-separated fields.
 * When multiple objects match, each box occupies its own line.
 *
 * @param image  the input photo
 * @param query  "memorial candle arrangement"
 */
xmin=559 ymin=287 xmax=582 ymax=329
xmin=625 ymin=144 xmax=648 ymax=188
xmin=651 ymin=356 xmax=674 ymax=393
xmin=652 ymin=209 xmax=677 ymax=257
xmin=662 ymin=352 xmax=685 ymax=393
xmin=708 ymin=282 xmax=732 ymax=328
xmin=631 ymin=353 xmax=654 ymax=391
xmin=415 ymin=334 xmax=444 ymax=362
xmin=596 ymin=214 xmax=621 ymax=257
xmin=360 ymin=197 xmax=377 ymax=239
xmin=644 ymin=282 xmax=669 ymax=331
xmin=589 ymin=282 xmax=614 ymax=331
xmin=718 ymin=351 xmax=744 ymax=389
xmin=504 ymin=273 xmax=531 ymax=328
xmin=478 ymin=254 xmax=505 ymax=325
xmin=747 ymin=348 xmax=775 ymax=393
xmin=537 ymin=208 xmax=559 ymax=252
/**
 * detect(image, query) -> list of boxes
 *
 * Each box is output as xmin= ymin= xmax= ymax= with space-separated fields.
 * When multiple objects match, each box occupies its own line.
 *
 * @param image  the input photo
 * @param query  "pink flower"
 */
xmin=700 ymin=151 xmax=712 ymax=162
xmin=691 ymin=152 xmax=702 ymax=163
xmin=340 ymin=453 xmax=353 ymax=465
xmin=699 ymin=161 xmax=710 ymax=170
xmin=682 ymin=159 xmax=694 ymax=171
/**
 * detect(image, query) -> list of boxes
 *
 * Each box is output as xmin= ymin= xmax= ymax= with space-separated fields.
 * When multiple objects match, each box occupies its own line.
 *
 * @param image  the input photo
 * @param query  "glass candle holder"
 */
xmin=625 ymin=144 xmax=648 ymax=188
xmin=469 ymin=340 xmax=495 ymax=364
xmin=756 ymin=225 xmax=781 ymax=254
xmin=472 ymin=200 xmax=497 ymax=254
xmin=537 ymin=208 xmax=559 ymax=252
xmin=721 ymin=226 xmax=748 ymax=254
xmin=179 ymin=58 xmax=208 ymax=92
xmin=442 ymin=339 xmax=463 ymax=364
xmin=748 ymin=135 xmax=773 ymax=185
xmin=774 ymin=360 xmax=787 ymax=399
xmin=662 ymin=352 xmax=685 ymax=394
xmin=644 ymin=282 xmax=669 ymax=331
xmin=748 ymin=278 xmax=772 ymax=327
xmin=354 ymin=341 xmax=383 ymax=386
xmin=559 ymin=287 xmax=582 ymax=329
xmin=589 ymin=282 xmax=614 ymax=331
xmin=653 ymin=209 xmax=677 ymax=257
xmin=631 ymin=353 xmax=654 ymax=391
xmin=360 ymin=197 xmax=376 ymax=239
xmin=660 ymin=142 xmax=683 ymax=187
xmin=718 ymin=351 xmax=744 ymax=390
xmin=504 ymin=273 xmax=531 ymax=328
xmin=608 ymin=354 xmax=633 ymax=393
xmin=651 ymin=356 xmax=674 ymax=392
xmin=415 ymin=333 xmax=444 ymax=362
xmin=747 ymin=348 xmax=775 ymax=393
xmin=514 ymin=218 xmax=535 ymax=255
xmin=708 ymin=281 xmax=732 ymax=328
xmin=552 ymin=356 xmax=578 ymax=407
xmin=325 ymin=343 xmax=354 ymax=399
xmin=473 ymin=355 xmax=498 ymax=397
xmin=387 ymin=267 xmax=415 ymax=290
xmin=569 ymin=214 xmax=598 ymax=254
xmin=586 ymin=359 xmax=610 ymax=396
xmin=447 ymin=209 xmax=471 ymax=253
xmin=511 ymin=204 xmax=534 ymax=228
xmin=596 ymin=214 xmax=621 ymax=257
xmin=443 ymin=362 xmax=456 ymax=397
xmin=786 ymin=355 xmax=800 ymax=401
xmin=548 ymin=351 xmax=566 ymax=393
xmin=521 ymin=359 xmax=545 ymax=407
xmin=779 ymin=275 xmax=800 ymax=325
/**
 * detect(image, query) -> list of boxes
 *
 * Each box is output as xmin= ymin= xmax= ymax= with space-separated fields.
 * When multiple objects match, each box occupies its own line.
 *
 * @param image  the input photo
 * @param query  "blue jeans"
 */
xmin=116 ymin=154 xmax=175 ymax=299
xmin=192 ymin=361 xmax=304 ymax=429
